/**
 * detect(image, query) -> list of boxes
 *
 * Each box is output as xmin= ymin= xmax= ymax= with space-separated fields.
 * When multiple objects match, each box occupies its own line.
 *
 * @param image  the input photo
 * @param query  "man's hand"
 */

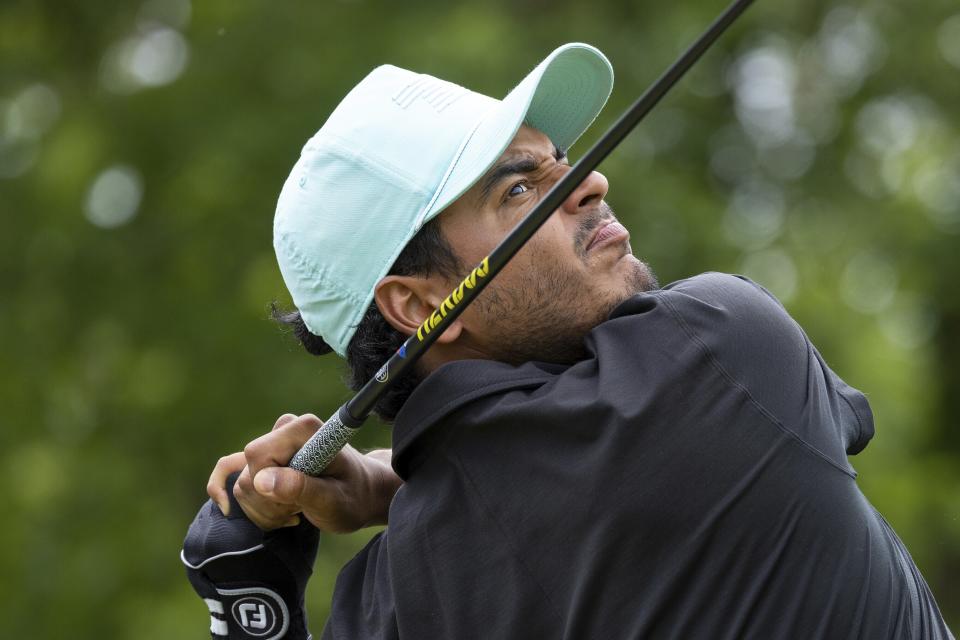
xmin=208 ymin=413 xmax=402 ymax=533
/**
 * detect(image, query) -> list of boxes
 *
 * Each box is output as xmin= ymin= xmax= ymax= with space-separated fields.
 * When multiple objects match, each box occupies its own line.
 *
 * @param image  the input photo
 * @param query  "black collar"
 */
xmin=389 ymin=292 xmax=660 ymax=478
xmin=391 ymin=359 xmax=557 ymax=479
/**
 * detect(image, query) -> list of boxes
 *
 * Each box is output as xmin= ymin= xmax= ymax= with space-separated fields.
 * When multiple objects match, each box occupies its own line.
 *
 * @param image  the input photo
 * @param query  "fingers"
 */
xmin=253 ymin=466 xmax=361 ymax=533
xmin=205 ymin=413 xmax=316 ymax=517
xmin=253 ymin=466 xmax=311 ymax=504
xmin=233 ymin=465 xmax=301 ymax=530
xmin=244 ymin=414 xmax=322 ymax=481
xmin=272 ymin=413 xmax=298 ymax=431
xmin=206 ymin=412 xmax=344 ymax=530
xmin=251 ymin=447 xmax=399 ymax=534
xmin=207 ymin=452 xmax=245 ymax=515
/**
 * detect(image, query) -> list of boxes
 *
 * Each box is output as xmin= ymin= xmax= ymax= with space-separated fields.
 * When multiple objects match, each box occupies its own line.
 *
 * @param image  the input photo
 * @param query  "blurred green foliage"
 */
xmin=1 ymin=0 xmax=958 ymax=636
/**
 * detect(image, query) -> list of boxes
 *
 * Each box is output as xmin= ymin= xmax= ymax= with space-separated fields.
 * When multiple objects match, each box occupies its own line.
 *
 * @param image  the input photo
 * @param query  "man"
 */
xmin=195 ymin=44 xmax=954 ymax=638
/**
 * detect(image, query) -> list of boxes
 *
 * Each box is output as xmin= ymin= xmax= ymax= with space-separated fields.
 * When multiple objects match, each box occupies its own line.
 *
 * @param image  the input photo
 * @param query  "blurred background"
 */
xmin=2 ymin=0 xmax=958 ymax=636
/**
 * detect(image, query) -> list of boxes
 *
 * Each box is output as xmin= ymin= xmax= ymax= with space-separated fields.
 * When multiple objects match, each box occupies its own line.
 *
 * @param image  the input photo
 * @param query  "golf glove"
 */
xmin=182 ymin=472 xmax=319 ymax=640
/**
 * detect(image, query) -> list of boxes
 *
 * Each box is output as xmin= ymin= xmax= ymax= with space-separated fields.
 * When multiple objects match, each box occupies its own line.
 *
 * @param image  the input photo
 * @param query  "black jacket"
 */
xmin=321 ymin=273 xmax=953 ymax=639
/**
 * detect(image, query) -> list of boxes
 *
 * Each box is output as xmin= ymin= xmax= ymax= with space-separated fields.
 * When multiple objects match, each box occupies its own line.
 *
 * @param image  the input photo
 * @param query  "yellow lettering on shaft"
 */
xmin=416 ymin=256 xmax=493 ymax=342
xmin=440 ymin=297 xmax=454 ymax=317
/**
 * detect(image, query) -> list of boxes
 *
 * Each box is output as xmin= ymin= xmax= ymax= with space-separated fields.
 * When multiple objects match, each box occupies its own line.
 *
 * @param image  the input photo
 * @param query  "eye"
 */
xmin=507 ymin=182 xmax=528 ymax=197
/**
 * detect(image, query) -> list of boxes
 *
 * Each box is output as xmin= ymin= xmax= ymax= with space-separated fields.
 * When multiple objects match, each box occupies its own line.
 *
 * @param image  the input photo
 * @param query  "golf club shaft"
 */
xmin=289 ymin=0 xmax=755 ymax=475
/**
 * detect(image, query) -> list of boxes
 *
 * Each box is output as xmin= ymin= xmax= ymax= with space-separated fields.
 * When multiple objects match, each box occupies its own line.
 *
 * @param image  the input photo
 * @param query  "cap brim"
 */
xmin=419 ymin=42 xmax=614 ymax=226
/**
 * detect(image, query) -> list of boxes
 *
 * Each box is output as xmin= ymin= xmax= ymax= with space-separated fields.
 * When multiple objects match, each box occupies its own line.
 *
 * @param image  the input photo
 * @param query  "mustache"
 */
xmin=574 ymin=202 xmax=617 ymax=257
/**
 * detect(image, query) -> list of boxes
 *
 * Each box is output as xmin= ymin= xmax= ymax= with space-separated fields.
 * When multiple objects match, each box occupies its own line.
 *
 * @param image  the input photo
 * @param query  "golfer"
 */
xmin=199 ymin=43 xmax=954 ymax=638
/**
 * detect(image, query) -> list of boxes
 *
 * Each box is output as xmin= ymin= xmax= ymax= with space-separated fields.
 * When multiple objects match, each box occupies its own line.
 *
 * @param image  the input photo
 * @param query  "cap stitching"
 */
xmin=276 ymin=233 xmax=366 ymax=306
xmin=314 ymin=133 xmax=434 ymax=197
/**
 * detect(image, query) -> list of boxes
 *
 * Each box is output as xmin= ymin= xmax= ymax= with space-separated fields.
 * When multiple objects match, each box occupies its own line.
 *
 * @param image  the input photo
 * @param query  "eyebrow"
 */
xmin=477 ymin=144 xmax=567 ymax=207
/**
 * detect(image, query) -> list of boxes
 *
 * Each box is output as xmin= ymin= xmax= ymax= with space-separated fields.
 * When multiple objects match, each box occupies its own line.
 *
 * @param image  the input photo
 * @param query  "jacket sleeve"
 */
xmin=657 ymin=272 xmax=874 ymax=469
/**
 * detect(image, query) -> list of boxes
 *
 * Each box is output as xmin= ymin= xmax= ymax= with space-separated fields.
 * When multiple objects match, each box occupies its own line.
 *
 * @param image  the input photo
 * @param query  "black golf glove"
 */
xmin=182 ymin=472 xmax=319 ymax=640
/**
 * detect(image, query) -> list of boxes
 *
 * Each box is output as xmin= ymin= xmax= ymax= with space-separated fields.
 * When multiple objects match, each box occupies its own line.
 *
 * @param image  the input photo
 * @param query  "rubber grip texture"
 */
xmin=288 ymin=408 xmax=359 ymax=476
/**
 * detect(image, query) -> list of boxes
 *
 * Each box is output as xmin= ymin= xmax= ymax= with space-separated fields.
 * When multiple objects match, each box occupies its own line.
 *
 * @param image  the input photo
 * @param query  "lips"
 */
xmin=586 ymin=220 xmax=629 ymax=252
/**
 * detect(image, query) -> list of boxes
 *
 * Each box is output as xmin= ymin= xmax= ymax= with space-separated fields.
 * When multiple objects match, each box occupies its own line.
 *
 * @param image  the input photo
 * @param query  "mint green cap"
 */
xmin=274 ymin=43 xmax=614 ymax=356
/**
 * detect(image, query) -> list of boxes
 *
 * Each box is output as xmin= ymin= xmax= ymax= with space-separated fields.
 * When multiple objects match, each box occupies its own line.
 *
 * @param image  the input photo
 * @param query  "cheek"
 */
xmin=446 ymin=221 xmax=502 ymax=267
xmin=447 ymin=213 xmax=578 ymax=282
xmin=524 ymin=222 xmax=581 ymax=268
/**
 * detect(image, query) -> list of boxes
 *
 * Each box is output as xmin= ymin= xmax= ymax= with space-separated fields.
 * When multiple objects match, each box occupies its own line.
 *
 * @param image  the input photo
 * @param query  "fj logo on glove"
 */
xmin=214 ymin=586 xmax=290 ymax=639
xmin=233 ymin=597 xmax=272 ymax=634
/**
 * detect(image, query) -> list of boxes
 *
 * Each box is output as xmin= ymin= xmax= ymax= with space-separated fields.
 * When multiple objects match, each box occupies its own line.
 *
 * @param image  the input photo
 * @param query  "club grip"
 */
xmin=288 ymin=406 xmax=361 ymax=476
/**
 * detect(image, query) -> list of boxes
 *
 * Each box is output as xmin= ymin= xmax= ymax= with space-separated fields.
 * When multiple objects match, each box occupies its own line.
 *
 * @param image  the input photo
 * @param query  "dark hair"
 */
xmin=272 ymin=217 xmax=463 ymax=422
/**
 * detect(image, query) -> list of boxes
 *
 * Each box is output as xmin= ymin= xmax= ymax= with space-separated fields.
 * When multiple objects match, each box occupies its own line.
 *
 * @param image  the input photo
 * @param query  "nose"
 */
xmin=559 ymin=169 xmax=609 ymax=216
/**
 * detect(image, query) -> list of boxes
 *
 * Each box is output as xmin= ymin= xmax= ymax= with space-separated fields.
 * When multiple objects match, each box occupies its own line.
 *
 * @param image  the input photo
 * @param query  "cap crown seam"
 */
xmin=314 ymin=132 xmax=436 ymax=198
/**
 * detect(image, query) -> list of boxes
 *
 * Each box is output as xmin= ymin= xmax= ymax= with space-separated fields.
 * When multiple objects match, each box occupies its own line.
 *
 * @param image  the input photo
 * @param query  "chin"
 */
xmin=618 ymin=255 xmax=658 ymax=294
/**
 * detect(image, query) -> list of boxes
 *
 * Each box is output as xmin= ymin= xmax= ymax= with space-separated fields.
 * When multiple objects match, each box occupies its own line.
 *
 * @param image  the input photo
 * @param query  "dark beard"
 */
xmin=475 ymin=253 xmax=658 ymax=366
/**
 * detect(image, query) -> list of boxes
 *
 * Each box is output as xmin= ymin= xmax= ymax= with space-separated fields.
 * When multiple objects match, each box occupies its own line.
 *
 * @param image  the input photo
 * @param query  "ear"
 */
xmin=374 ymin=275 xmax=464 ymax=345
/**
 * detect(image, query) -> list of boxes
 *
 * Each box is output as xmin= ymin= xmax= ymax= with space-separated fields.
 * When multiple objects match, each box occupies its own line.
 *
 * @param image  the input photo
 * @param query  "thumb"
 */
xmin=253 ymin=467 xmax=307 ymax=504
